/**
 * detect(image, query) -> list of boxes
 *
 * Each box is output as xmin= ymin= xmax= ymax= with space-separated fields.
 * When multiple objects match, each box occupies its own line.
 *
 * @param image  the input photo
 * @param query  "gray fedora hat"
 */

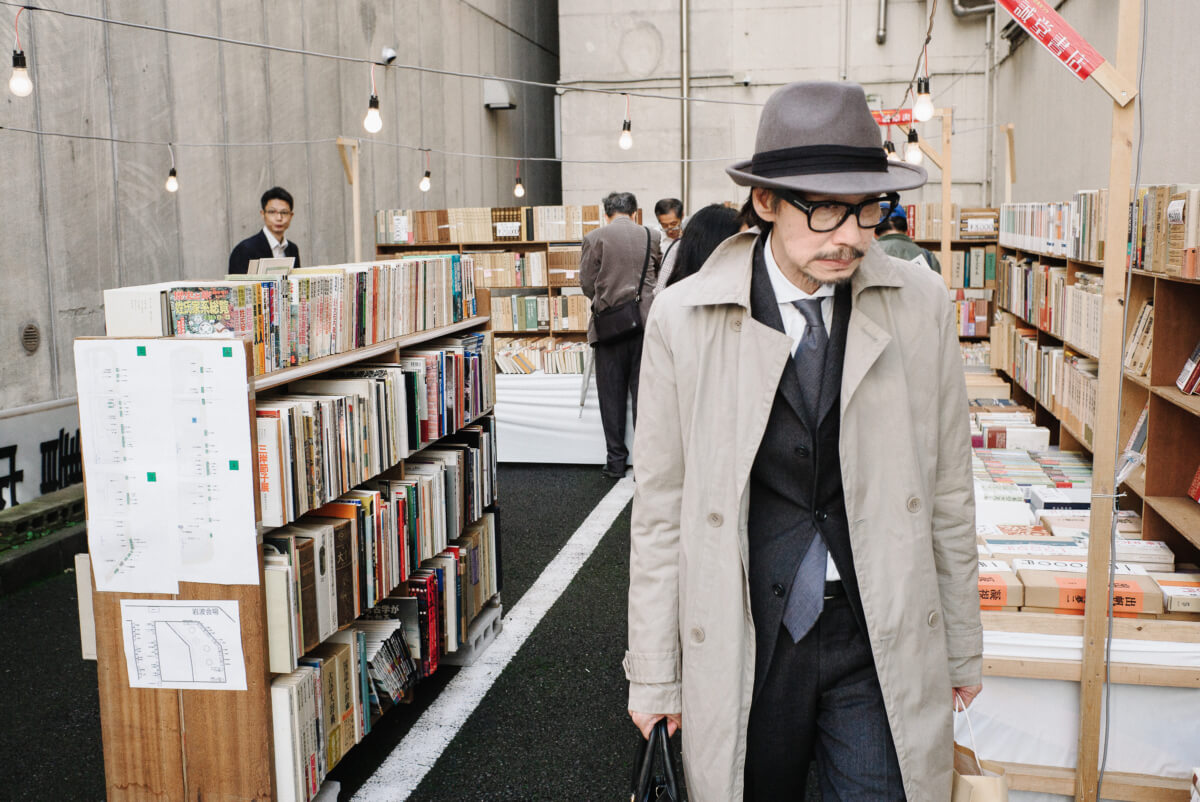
xmin=727 ymin=81 xmax=927 ymax=195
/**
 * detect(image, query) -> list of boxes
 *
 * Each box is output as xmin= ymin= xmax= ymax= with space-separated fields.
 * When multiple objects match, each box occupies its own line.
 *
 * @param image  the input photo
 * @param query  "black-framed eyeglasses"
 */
xmin=776 ymin=191 xmax=900 ymax=233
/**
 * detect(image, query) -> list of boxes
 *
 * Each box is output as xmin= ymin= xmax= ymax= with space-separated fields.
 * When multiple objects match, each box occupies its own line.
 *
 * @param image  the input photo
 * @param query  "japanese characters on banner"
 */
xmin=872 ymin=109 xmax=913 ymax=126
xmin=998 ymin=0 xmax=1103 ymax=81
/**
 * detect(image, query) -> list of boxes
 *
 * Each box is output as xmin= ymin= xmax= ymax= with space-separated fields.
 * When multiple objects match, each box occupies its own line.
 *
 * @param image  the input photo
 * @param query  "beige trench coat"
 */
xmin=625 ymin=230 xmax=982 ymax=802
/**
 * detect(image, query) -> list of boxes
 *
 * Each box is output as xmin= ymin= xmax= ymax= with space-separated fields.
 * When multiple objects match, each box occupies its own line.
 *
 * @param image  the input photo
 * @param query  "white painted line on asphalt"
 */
xmin=351 ymin=475 xmax=636 ymax=801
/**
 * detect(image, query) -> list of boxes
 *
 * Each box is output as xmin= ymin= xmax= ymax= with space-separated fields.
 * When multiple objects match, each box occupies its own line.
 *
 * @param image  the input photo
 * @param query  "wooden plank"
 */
xmin=1004 ymin=123 xmax=1016 ymax=204
xmin=1078 ymin=2 xmax=1142 ymax=797
xmin=982 ymin=610 xmax=1200 ymax=642
xmin=1151 ymin=385 xmax=1200 ymax=418
xmin=177 ymin=579 xmax=274 ymax=802
xmin=1090 ymin=60 xmax=1139 ymax=108
xmin=1144 ymin=496 xmax=1200 ymax=550
xmin=984 ymin=656 xmax=1200 ymax=687
xmin=999 ymin=762 xmax=1189 ymax=801
xmin=93 ymin=585 xmax=186 ymax=802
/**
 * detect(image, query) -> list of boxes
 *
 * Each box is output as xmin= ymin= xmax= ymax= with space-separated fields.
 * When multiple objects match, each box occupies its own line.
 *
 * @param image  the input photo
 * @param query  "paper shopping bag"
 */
xmin=952 ymin=742 xmax=1009 ymax=802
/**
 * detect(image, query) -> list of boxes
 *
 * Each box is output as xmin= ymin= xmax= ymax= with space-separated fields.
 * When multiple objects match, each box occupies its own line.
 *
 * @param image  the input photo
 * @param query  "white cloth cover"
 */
xmin=495 ymin=371 xmax=632 ymax=464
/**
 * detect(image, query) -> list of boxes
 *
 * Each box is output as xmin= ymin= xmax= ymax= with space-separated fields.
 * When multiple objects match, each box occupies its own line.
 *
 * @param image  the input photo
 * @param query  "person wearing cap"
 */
xmin=875 ymin=207 xmax=941 ymax=272
xmin=624 ymin=82 xmax=981 ymax=801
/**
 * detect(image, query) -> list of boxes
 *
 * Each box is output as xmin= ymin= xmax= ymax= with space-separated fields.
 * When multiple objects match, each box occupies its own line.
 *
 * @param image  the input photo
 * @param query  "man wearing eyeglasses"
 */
xmin=228 ymin=186 xmax=302 ymax=275
xmin=626 ymin=82 xmax=981 ymax=802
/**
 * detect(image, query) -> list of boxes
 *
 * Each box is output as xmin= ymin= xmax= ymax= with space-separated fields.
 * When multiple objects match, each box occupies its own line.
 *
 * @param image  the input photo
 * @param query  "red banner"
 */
xmin=871 ymin=109 xmax=912 ymax=126
xmin=997 ymin=0 xmax=1103 ymax=81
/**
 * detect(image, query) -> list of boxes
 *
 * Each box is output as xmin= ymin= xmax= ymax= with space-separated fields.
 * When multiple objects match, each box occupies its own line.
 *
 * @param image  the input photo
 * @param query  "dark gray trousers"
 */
xmin=592 ymin=333 xmax=642 ymax=471
xmin=744 ymin=595 xmax=905 ymax=801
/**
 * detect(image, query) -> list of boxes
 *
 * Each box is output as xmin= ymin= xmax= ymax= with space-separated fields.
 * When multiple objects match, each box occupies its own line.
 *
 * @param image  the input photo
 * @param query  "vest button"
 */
xmin=814 ymin=509 xmax=828 ymax=522
xmin=907 ymin=496 xmax=922 ymax=513
xmin=730 ymin=318 xmax=742 ymax=332
xmin=707 ymin=512 xmax=723 ymax=527
xmin=928 ymin=610 xmax=939 ymax=627
xmin=795 ymin=445 xmax=810 ymax=458
xmin=771 ymin=583 xmax=785 ymax=598
xmin=691 ymin=627 xmax=705 ymax=643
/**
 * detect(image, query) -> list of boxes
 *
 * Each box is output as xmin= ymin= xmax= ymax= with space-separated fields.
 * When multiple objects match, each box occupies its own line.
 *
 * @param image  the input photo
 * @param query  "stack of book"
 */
xmin=550 ymin=287 xmax=590 ymax=332
xmin=1122 ymin=300 xmax=1154 ymax=379
xmin=490 ymin=293 xmax=550 ymax=333
xmin=375 ymin=205 xmax=613 ymax=245
xmin=471 ymin=250 xmax=547 ymax=288
xmin=547 ymin=245 xmax=583 ymax=287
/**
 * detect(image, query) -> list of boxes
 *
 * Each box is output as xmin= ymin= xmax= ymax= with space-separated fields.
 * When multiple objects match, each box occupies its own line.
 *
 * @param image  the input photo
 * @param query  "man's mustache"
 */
xmin=812 ymin=247 xmax=865 ymax=262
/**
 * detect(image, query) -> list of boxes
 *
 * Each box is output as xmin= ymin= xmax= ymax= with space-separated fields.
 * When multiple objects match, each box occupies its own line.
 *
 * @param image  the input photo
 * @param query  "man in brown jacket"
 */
xmin=625 ymin=82 xmax=982 ymax=800
xmin=581 ymin=191 xmax=660 ymax=478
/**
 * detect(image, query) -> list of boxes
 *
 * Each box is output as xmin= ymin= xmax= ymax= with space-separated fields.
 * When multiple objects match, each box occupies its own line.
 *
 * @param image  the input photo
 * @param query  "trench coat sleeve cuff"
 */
xmin=948 ymin=653 xmax=982 ymax=688
xmin=623 ymin=650 xmax=680 ymax=684
xmin=627 ymin=682 xmax=682 ymax=717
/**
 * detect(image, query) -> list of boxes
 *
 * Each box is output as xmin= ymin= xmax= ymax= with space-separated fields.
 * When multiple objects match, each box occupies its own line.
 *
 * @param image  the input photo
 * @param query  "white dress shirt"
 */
xmin=762 ymin=231 xmax=841 ymax=581
xmin=262 ymin=226 xmax=289 ymax=259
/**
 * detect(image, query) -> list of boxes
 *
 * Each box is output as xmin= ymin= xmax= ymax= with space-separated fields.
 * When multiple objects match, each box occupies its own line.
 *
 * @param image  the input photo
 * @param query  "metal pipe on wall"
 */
xmin=876 ymin=0 xmax=888 ymax=45
xmin=952 ymin=0 xmax=994 ymax=18
xmin=681 ymin=0 xmax=691 ymax=212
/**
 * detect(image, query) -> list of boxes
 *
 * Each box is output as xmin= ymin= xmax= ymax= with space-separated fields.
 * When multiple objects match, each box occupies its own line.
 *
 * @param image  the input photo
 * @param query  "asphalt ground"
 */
xmin=0 ymin=463 xmax=816 ymax=801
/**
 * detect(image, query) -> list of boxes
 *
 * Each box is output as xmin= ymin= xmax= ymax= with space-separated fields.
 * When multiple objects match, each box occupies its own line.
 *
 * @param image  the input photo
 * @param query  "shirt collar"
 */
xmin=262 ymin=226 xmax=288 ymax=251
xmin=763 ymin=230 xmax=835 ymax=305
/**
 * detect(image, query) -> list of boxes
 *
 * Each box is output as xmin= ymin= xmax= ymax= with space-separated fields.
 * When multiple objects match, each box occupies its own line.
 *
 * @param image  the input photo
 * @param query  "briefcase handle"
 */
xmin=629 ymin=718 xmax=680 ymax=802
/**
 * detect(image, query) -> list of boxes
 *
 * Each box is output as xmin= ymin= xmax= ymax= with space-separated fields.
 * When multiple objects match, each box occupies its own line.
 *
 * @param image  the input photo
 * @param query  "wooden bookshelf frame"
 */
xmin=88 ymin=316 xmax=499 ymax=800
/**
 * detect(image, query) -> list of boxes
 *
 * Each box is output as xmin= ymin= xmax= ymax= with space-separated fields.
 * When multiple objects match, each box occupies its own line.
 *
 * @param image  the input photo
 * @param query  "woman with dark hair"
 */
xmin=663 ymin=203 xmax=741 ymax=288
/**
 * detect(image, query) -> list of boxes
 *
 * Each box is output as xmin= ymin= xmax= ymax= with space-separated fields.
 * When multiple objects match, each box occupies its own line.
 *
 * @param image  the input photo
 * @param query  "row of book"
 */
xmin=257 ymin=335 xmax=495 ymax=527
xmin=489 ymin=290 xmax=590 ymax=334
xmin=946 ymin=245 xmax=998 ymax=289
xmin=495 ymin=338 xmax=589 ymax=375
xmin=1123 ymin=300 xmax=1155 ymax=379
xmin=995 ymin=255 xmax=1103 ymax=355
xmin=469 ymin=246 xmax=584 ymax=289
xmin=950 ymin=289 xmax=991 ymax=337
xmin=961 ymin=340 xmax=991 ymax=368
xmin=999 ymin=187 xmax=1200 ymax=277
xmin=103 ymin=257 xmax=479 ymax=376
xmin=269 ymin=514 xmax=497 ymax=801
xmin=905 ymin=204 xmax=999 ymax=240
xmin=375 ymin=205 xmax=632 ymax=245
xmin=991 ymin=312 xmax=1099 ymax=443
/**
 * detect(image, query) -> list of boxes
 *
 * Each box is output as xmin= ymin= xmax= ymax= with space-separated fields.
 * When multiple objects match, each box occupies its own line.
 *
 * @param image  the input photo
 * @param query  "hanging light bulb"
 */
xmin=904 ymin=129 xmax=923 ymax=166
xmin=9 ymin=50 xmax=31 ymax=97
xmin=419 ymin=170 xmax=432 ymax=192
xmin=618 ymin=119 xmax=633 ymax=150
xmin=363 ymin=95 xmax=382 ymax=133
xmin=164 ymin=144 xmax=179 ymax=192
xmin=913 ymin=77 xmax=934 ymax=123
xmin=513 ymin=177 xmax=525 ymax=199
xmin=884 ymin=140 xmax=899 ymax=162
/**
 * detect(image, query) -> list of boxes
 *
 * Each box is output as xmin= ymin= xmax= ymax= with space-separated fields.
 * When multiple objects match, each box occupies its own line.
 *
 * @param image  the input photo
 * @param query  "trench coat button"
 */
xmin=814 ymin=509 xmax=828 ymax=522
xmin=907 ymin=496 xmax=922 ymax=513
xmin=707 ymin=512 xmax=723 ymax=527
xmin=771 ymin=583 xmax=785 ymax=598
xmin=691 ymin=627 xmax=705 ymax=643
xmin=928 ymin=610 xmax=939 ymax=627
xmin=795 ymin=445 xmax=810 ymax=458
xmin=730 ymin=318 xmax=742 ymax=332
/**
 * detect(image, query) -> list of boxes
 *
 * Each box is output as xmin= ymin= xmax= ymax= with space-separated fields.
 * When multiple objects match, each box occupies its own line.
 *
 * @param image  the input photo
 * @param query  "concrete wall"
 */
xmin=559 ymin=0 xmax=995 ymax=216
xmin=0 ymin=0 xmax=558 ymax=502
xmin=993 ymin=0 xmax=1200 ymax=202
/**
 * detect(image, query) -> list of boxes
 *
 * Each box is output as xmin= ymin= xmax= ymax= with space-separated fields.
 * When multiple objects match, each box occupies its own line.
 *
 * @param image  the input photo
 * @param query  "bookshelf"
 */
xmin=80 ymin=268 xmax=499 ymax=799
xmin=913 ymin=236 xmax=999 ymax=340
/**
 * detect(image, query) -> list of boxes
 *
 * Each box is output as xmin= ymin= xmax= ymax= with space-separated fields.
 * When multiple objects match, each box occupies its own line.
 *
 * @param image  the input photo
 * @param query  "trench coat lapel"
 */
xmin=841 ymin=247 xmax=904 ymax=412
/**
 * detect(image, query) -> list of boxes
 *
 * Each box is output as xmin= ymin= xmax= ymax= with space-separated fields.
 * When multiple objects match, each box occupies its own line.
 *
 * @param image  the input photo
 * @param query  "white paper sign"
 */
xmin=966 ymin=217 xmax=997 ymax=233
xmin=1167 ymin=199 xmax=1187 ymax=225
xmin=495 ymin=221 xmax=522 ymax=238
xmin=392 ymin=213 xmax=409 ymax=243
xmin=120 ymin=599 xmax=247 ymax=691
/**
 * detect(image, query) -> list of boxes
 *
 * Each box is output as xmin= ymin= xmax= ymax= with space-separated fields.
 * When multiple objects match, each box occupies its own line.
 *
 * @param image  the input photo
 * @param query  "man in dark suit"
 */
xmin=228 ymin=186 xmax=301 ymax=275
xmin=580 ymin=191 xmax=660 ymax=478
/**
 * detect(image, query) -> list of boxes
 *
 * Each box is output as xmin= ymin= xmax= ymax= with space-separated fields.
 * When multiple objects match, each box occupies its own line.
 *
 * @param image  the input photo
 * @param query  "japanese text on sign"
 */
xmin=997 ymin=0 xmax=1103 ymax=81
xmin=871 ymin=109 xmax=913 ymax=126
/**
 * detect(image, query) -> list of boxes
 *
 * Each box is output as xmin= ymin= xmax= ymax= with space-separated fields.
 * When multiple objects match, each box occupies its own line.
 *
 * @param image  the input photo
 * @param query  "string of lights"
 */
xmin=0 ymin=0 xmax=763 ymax=109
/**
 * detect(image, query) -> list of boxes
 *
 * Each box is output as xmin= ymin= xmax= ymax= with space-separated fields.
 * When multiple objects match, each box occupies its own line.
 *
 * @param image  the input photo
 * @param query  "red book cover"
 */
xmin=1188 ymin=463 xmax=1200 ymax=503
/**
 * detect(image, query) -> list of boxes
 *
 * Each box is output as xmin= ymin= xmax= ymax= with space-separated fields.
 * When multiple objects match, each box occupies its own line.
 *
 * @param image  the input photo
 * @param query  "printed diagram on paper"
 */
xmin=74 ymin=339 xmax=259 ymax=593
xmin=120 ymin=600 xmax=247 ymax=691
